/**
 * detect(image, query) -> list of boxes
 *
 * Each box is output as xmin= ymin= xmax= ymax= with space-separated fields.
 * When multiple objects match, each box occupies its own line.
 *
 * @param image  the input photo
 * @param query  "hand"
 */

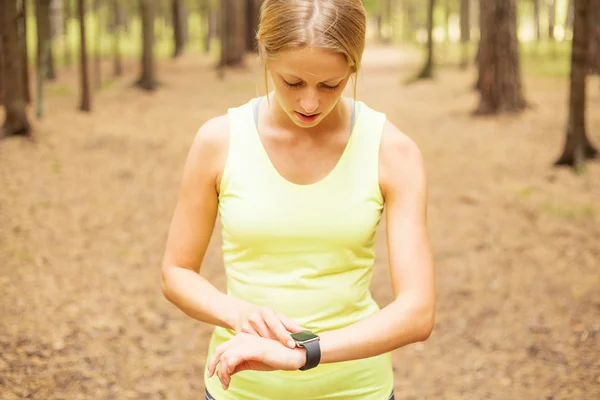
xmin=235 ymin=304 xmax=305 ymax=349
xmin=207 ymin=333 xmax=306 ymax=390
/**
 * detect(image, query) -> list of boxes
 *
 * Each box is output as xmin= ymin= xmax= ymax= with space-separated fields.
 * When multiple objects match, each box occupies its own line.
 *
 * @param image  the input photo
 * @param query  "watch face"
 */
xmin=291 ymin=330 xmax=318 ymax=342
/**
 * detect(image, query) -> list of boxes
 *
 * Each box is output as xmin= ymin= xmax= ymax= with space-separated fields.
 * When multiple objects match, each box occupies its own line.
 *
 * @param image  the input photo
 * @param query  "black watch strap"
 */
xmin=299 ymin=339 xmax=321 ymax=371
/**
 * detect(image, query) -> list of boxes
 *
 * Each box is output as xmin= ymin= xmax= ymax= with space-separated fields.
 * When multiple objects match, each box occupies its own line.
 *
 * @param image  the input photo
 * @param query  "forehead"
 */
xmin=269 ymin=47 xmax=350 ymax=80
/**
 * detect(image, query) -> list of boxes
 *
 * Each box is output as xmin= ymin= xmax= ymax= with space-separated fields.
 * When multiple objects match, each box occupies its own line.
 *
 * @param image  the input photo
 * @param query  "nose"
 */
xmin=299 ymin=90 xmax=319 ymax=114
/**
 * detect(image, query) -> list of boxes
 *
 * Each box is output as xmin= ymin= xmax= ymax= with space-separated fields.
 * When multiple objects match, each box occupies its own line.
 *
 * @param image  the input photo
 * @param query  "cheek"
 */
xmin=273 ymin=83 xmax=296 ymax=105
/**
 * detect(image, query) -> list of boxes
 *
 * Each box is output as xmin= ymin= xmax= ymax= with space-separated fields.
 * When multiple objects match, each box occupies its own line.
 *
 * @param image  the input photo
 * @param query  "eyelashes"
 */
xmin=282 ymin=79 xmax=340 ymax=91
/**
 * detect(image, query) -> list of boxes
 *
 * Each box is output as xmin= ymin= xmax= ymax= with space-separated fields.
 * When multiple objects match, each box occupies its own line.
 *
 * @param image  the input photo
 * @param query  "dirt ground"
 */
xmin=1 ymin=44 xmax=599 ymax=400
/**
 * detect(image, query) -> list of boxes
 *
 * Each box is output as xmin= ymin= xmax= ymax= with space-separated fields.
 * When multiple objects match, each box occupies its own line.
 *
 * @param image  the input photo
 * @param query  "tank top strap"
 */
xmin=340 ymin=100 xmax=387 ymax=200
xmin=220 ymin=98 xmax=262 ymax=193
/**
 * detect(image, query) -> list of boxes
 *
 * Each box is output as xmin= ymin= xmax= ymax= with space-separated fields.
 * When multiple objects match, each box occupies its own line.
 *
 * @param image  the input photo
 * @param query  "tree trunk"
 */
xmin=548 ymin=0 xmax=556 ymax=40
xmin=533 ymin=0 xmax=541 ymax=40
xmin=403 ymin=2 xmax=416 ymax=42
xmin=246 ymin=0 xmax=263 ymax=52
xmin=0 ymin=35 xmax=3 ymax=107
xmin=1 ymin=0 xmax=31 ymax=137
xmin=94 ymin=0 xmax=103 ymax=90
xmin=460 ymin=0 xmax=471 ymax=69
xmin=475 ymin=0 xmax=526 ymax=114
xmin=172 ymin=0 xmax=185 ymax=57
xmin=444 ymin=0 xmax=451 ymax=43
xmin=555 ymin=0 xmax=598 ymax=168
xmin=20 ymin=0 xmax=31 ymax=104
xmin=63 ymin=0 xmax=71 ymax=66
xmin=78 ymin=0 xmax=91 ymax=111
xmin=113 ymin=0 xmax=122 ymax=76
xmin=566 ymin=0 xmax=574 ymax=35
xmin=137 ymin=0 xmax=157 ymax=90
xmin=201 ymin=1 xmax=214 ymax=54
xmin=36 ymin=0 xmax=55 ymax=82
xmin=587 ymin=0 xmax=600 ymax=74
xmin=416 ymin=0 xmax=435 ymax=79
xmin=47 ymin=0 xmax=58 ymax=80
xmin=384 ymin=0 xmax=394 ymax=43
xmin=219 ymin=0 xmax=246 ymax=67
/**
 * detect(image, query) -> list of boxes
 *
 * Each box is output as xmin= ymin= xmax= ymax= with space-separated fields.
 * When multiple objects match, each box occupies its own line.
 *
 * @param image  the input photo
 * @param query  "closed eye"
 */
xmin=283 ymin=79 xmax=340 ymax=91
xmin=283 ymin=80 xmax=303 ymax=88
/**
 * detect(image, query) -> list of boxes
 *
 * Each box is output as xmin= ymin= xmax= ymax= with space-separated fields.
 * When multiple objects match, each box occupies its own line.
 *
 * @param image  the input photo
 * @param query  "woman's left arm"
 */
xmin=318 ymin=120 xmax=436 ymax=363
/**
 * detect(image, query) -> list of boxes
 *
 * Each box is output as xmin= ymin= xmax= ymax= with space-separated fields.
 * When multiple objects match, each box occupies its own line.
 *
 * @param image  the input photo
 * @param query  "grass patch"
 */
xmin=46 ymin=84 xmax=71 ymax=96
xmin=541 ymin=202 xmax=596 ymax=220
xmin=516 ymin=187 xmax=537 ymax=198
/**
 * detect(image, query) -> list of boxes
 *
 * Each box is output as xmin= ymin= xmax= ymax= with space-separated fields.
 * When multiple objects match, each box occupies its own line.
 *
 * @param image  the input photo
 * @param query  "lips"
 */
xmin=295 ymin=111 xmax=320 ymax=123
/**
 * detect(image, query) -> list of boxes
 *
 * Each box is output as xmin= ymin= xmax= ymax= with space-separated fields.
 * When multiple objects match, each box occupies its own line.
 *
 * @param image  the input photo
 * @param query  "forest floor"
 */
xmin=1 ymin=44 xmax=599 ymax=400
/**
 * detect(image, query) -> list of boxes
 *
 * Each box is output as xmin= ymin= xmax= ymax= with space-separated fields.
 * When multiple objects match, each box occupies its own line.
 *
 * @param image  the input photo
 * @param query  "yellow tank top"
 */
xmin=204 ymin=97 xmax=394 ymax=400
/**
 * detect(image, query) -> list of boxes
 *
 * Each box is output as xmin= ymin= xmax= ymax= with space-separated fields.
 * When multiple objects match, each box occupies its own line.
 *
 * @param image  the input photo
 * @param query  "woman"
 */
xmin=160 ymin=1 xmax=436 ymax=399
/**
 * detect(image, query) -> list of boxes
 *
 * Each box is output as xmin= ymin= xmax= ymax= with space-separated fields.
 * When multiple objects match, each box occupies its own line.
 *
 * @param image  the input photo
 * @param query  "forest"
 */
xmin=1 ymin=1 xmax=598 ymax=399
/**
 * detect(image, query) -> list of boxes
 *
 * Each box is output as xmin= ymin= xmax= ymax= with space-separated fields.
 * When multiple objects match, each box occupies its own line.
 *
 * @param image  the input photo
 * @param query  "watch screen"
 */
xmin=292 ymin=331 xmax=317 ymax=341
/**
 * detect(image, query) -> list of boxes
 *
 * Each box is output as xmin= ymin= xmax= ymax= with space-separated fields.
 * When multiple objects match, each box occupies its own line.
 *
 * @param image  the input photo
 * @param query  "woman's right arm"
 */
xmin=160 ymin=115 xmax=242 ymax=329
xmin=160 ymin=116 xmax=303 ymax=345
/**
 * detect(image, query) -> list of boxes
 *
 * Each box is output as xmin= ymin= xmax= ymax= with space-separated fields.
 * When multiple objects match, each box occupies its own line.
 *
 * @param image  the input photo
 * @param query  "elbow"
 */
xmin=408 ymin=299 xmax=435 ymax=342
xmin=417 ymin=304 xmax=436 ymax=342
xmin=419 ymin=315 xmax=435 ymax=342
xmin=160 ymin=264 xmax=175 ymax=302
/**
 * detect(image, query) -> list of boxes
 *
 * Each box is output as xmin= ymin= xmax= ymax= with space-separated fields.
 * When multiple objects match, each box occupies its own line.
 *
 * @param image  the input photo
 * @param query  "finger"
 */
xmin=263 ymin=312 xmax=296 ymax=348
xmin=207 ymin=341 xmax=230 ymax=377
xmin=249 ymin=313 xmax=275 ymax=339
xmin=224 ymin=355 xmax=242 ymax=388
xmin=217 ymin=354 xmax=229 ymax=390
xmin=240 ymin=322 xmax=260 ymax=337
xmin=278 ymin=313 xmax=306 ymax=333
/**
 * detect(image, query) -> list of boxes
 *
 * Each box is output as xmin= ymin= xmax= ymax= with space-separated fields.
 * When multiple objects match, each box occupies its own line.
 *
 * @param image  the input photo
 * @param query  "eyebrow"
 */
xmin=284 ymin=73 xmax=345 ymax=83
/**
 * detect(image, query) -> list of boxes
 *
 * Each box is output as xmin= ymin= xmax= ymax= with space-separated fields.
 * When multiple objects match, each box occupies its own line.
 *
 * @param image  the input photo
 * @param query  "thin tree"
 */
xmin=475 ymin=0 xmax=526 ymax=114
xmin=384 ymin=0 xmax=394 ymax=43
xmin=113 ymin=0 xmax=123 ymax=76
xmin=137 ymin=0 xmax=157 ymax=90
xmin=548 ymin=0 xmax=556 ymax=39
xmin=94 ymin=0 xmax=103 ymax=90
xmin=459 ymin=0 xmax=471 ymax=69
xmin=35 ymin=0 xmax=49 ymax=117
xmin=565 ymin=0 xmax=574 ymax=36
xmin=588 ymin=0 xmax=600 ymax=74
xmin=172 ymin=0 xmax=185 ymax=57
xmin=63 ymin=0 xmax=72 ymax=66
xmin=36 ymin=0 xmax=56 ymax=82
xmin=246 ymin=0 xmax=263 ymax=52
xmin=219 ymin=0 xmax=247 ymax=68
xmin=1 ymin=0 xmax=32 ymax=137
xmin=403 ymin=2 xmax=417 ymax=42
xmin=555 ymin=0 xmax=598 ymax=169
xmin=19 ymin=0 xmax=31 ymax=104
xmin=78 ymin=0 xmax=91 ymax=111
xmin=415 ymin=0 xmax=435 ymax=79
xmin=533 ymin=0 xmax=541 ymax=41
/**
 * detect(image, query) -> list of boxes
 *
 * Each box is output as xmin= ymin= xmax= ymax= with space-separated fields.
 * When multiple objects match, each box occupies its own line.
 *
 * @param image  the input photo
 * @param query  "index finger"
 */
xmin=277 ymin=313 xmax=305 ymax=334
xmin=207 ymin=342 xmax=228 ymax=377
xmin=263 ymin=312 xmax=296 ymax=348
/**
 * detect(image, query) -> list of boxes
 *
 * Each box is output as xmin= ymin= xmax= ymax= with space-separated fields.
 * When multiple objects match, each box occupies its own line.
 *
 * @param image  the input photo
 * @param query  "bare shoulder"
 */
xmin=190 ymin=114 xmax=230 ymax=160
xmin=379 ymin=120 xmax=426 ymax=198
xmin=185 ymin=114 xmax=230 ymax=186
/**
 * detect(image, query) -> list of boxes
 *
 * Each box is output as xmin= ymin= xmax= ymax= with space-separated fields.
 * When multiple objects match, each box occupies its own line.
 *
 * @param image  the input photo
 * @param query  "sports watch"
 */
xmin=290 ymin=330 xmax=321 ymax=371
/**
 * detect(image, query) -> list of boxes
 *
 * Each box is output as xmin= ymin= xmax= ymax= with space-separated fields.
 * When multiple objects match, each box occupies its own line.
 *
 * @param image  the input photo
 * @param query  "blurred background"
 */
xmin=0 ymin=0 xmax=599 ymax=399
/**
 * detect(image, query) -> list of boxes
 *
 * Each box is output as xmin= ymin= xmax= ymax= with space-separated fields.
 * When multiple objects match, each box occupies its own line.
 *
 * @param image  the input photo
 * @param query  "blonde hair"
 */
xmin=256 ymin=0 xmax=367 ymax=102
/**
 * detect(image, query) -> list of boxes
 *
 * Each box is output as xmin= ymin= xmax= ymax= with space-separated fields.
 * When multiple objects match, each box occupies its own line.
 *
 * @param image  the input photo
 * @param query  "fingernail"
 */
xmin=288 ymin=340 xmax=295 ymax=347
